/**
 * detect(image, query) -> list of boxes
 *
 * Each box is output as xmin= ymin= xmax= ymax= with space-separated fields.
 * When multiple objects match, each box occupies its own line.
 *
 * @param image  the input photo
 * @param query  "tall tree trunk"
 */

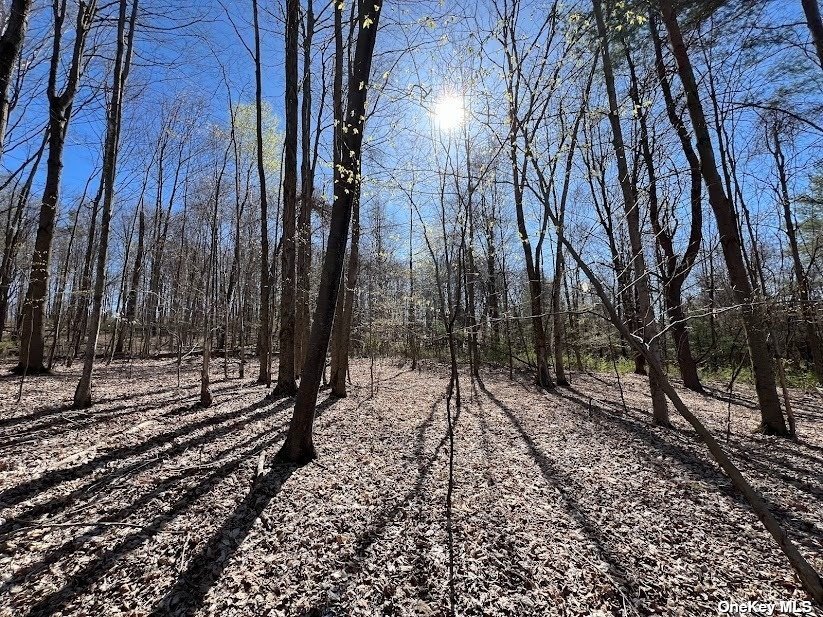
xmin=16 ymin=0 xmax=97 ymax=374
xmin=658 ymin=0 xmax=787 ymax=435
xmin=0 ymin=0 xmax=32 ymax=153
xmin=274 ymin=0 xmax=299 ymax=395
xmin=295 ymin=0 xmax=315 ymax=377
xmin=770 ymin=122 xmax=823 ymax=385
xmin=329 ymin=196 xmax=359 ymax=396
xmin=594 ymin=0 xmax=669 ymax=426
xmin=252 ymin=0 xmax=272 ymax=386
xmin=275 ymin=0 xmax=381 ymax=464
xmin=74 ymin=0 xmax=138 ymax=408
xmin=802 ymin=0 xmax=823 ymax=70
xmin=648 ymin=12 xmax=704 ymax=392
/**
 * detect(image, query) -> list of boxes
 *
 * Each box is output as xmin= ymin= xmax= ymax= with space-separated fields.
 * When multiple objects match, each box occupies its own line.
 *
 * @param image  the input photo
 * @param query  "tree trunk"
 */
xmin=329 ymin=197 xmax=359 ymax=396
xmin=252 ymin=0 xmax=271 ymax=386
xmin=659 ymin=0 xmax=787 ymax=435
xmin=594 ymin=0 xmax=669 ymax=426
xmin=295 ymin=0 xmax=315 ymax=377
xmin=274 ymin=0 xmax=300 ymax=395
xmin=802 ymin=0 xmax=823 ymax=70
xmin=74 ymin=0 xmax=138 ymax=408
xmin=16 ymin=0 xmax=97 ymax=374
xmin=275 ymin=0 xmax=381 ymax=464
xmin=770 ymin=122 xmax=823 ymax=386
xmin=0 ymin=0 xmax=32 ymax=153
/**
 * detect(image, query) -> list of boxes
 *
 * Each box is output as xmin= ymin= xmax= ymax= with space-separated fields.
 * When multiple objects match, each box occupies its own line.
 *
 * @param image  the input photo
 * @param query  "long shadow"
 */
xmin=701 ymin=386 xmax=759 ymax=411
xmin=1 ymin=413 xmax=289 ymax=598
xmin=0 ymin=394 xmax=292 ymax=519
xmin=17 ymin=433 xmax=281 ymax=617
xmin=148 ymin=394 xmax=338 ymax=616
xmin=13 ymin=395 xmax=326 ymax=617
xmin=150 ymin=464 xmax=295 ymax=616
xmin=478 ymin=381 xmax=648 ymax=610
xmin=553 ymin=387 xmax=822 ymax=554
xmin=0 ymin=381 xmax=245 ymax=448
xmin=325 ymin=394 xmax=457 ymax=606
xmin=722 ymin=442 xmax=823 ymax=501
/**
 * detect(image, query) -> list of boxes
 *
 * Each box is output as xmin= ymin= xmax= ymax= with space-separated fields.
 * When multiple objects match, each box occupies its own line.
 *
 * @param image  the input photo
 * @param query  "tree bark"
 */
xmin=594 ymin=0 xmax=669 ymax=426
xmin=74 ymin=0 xmax=138 ymax=408
xmin=274 ymin=0 xmax=300 ymax=395
xmin=251 ymin=0 xmax=272 ymax=386
xmin=295 ymin=0 xmax=315 ymax=377
xmin=275 ymin=0 xmax=382 ymax=464
xmin=329 ymin=196 xmax=359 ymax=397
xmin=0 ymin=0 xmax=32 ymax=153
xmin=802 ymin=0 xmax=823 ymax=70
xmin=659 ymin=0 xmax=787 ymax=435
xmin=16 ymin=0 xmax=97 ymax=374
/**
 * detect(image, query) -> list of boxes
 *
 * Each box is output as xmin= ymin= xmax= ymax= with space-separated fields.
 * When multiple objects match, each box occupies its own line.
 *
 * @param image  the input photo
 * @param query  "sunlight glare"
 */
xmin=433 ymin=95 xmax=465 ymax=131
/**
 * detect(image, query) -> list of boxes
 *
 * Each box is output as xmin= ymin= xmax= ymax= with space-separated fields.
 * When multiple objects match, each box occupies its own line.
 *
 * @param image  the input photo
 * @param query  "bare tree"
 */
xmin=658 ymin=0 xmax=788 ymax=435
xmin=275 ymin=0 xmax=382 ymax=464
xmin=15 ymin=0 xmax=99 ymax=374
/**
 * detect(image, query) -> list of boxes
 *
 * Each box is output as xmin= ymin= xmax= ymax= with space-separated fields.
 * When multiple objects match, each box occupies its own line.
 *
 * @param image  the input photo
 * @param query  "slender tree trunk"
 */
xmin=274 ymin=0 xmax=300 ymax=395
xmin=295 ymin=0 xmax=315 ymax=377
xmin=659 ymin=0 xmax=787 ymax=435
xmin=275 ymin=0 xmax=381 ymax=464
xmin=74 ymin=0 xmax=138 ymax=408
xmin=252 ymin=0 xmax=271 ymax=386
xmin=594 ymin=0 xmax=669 ymax=425
xmin=770 ymin=123 xmax=823 ymax=385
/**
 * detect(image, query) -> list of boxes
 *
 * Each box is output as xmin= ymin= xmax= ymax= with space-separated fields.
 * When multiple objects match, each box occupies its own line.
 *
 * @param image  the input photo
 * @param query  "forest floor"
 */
xmin=1 ymin=357 xmax=822 ymax=617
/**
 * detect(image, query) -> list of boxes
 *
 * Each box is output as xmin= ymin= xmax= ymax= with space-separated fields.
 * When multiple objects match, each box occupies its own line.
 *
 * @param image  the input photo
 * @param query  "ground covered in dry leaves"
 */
xmin=1 ymin=358 xmax=822 ymax=616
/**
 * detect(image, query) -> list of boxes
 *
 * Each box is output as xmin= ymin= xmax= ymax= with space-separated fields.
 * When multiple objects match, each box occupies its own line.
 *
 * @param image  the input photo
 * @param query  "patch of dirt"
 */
xmin=1 ymin=358 xmax=821 ymax=616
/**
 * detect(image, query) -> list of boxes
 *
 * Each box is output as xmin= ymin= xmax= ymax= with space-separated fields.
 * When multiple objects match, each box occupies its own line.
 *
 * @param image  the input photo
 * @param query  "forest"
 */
xmin=1 ymin=0 xmax=822 ymax=614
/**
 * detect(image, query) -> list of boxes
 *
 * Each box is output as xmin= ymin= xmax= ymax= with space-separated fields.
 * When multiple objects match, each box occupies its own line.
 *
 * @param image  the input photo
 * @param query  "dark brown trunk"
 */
xmin=659 ymin=0 xmax=787 ymax=435
xmin=252 ymin=0 xmax=271 ymax=386
xmin=594 ymin=0 xmax=668 ymax=425
xmin=330 ymin=197 xmax=359 ymax=397
xmin=16 ymin=0 xmax=97 ymax=374
xmin=0 ymin=0 xmax=32 ymax=152
xmin=274 ymin=0 xmax=299 ymax=395
xmin=275 ymin=0 xmax=381 ymax=464
xmin=802 ymin=0 xmax=823 ymax=70
xmin=295 ymin=0 xmax=315 ymax=377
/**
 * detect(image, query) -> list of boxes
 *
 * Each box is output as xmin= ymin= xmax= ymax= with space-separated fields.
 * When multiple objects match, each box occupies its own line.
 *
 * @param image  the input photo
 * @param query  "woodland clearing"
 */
xmin=1 ymin=358 xmax=821 ymax=616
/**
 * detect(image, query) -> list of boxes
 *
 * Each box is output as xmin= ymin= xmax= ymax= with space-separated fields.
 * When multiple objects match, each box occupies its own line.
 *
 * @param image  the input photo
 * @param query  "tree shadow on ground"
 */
xmin=9 ymin=395 xmax=339 ymax=617
xmin=0 ymin=392 xmax=289 ymax=511
xmin=478 ymin=381 xmax=646 ymax=612
xmin=148 ymin=395 xmax=338 ymax=616
xmin=0 ymin=380 xmax=245 ymax=445
xmin=322 ymin=393 xmax=458 ymax=611
xmin=552 ymin=386 xmax=822 ymax=555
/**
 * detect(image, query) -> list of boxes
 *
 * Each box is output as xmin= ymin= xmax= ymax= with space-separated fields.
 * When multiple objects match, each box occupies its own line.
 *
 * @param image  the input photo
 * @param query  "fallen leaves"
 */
xmin=0 ymin=359 xmax=821 ymax=616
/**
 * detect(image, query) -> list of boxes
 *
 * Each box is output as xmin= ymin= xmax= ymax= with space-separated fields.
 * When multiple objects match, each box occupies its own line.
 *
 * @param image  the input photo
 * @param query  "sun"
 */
xmin=432 ymin=94 xmax=465 ymax=131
